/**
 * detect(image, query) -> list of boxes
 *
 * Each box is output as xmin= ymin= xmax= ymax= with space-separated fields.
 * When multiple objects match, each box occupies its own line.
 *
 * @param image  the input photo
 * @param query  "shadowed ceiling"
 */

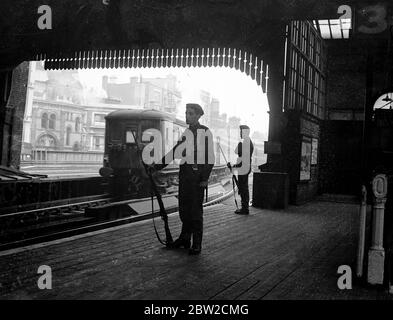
xmin=0 ymin=0 xmax=357 ymax=69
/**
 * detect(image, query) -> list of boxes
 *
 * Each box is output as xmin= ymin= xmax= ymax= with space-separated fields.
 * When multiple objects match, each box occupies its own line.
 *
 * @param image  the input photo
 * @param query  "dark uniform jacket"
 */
xmin=156 ymin=122 xmax=215 ymax=224
xmin=156 ymin=122 xmax=215 ymax=181
xmin=233 ymin=137 xmax=254 ymax=175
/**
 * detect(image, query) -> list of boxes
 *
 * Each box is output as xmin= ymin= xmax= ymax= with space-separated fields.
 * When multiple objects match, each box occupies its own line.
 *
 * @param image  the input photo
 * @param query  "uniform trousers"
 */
xmin=238 ymin=173 xmax=250 ymax=209
xmin=178 ymin=165 xmax=205 ymax=241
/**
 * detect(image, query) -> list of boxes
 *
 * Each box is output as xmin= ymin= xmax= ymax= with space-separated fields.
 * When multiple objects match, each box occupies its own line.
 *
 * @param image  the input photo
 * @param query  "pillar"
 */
xmin=367 ymin=174 xmax=388 ymax=285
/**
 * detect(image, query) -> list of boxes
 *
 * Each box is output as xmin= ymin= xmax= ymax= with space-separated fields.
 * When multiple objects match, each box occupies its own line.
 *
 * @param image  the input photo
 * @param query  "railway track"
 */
xmin=0 ymin=195 xmax=114 ymax=250
xmin=0 ymin=183 xmax=236 ymax=251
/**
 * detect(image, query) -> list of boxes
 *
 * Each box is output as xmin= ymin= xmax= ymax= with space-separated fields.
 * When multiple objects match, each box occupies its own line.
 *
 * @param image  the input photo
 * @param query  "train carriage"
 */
xmin=100 ymin=109 xmax=185 ymax=198
xmin=102 ymin=109 xmax=186 ymax=171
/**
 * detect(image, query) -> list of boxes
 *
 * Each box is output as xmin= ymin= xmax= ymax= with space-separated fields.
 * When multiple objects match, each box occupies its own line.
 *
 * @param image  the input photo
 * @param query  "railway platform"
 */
xmin=0 ymin=198 xmax=392 ymax=300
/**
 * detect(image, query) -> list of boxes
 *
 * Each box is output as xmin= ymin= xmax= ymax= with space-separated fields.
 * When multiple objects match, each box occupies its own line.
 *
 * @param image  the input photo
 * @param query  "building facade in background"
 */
xmin=21 ymin=62 xmax=266 ymax=167
xmin=102 ymin=74 xmax=181 ymax=113
xmin=198 ymin=90 xmax=266 ymax=167
xmin=21 ymin=63 xmax=184 ymax=162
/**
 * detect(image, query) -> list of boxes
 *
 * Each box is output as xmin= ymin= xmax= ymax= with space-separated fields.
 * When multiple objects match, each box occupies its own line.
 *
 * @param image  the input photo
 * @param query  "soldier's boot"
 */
xmin=236 ymin=193 xmax=250 ymax=215
xmin=235 ymin=207 xmax=249 ymax=215
xmin=168 ymin=230 xmax=191 ymax=249
xmin=189 ymin=232 xmax=202 ymax=255
xmin=168 ymin=222 xmax=192 ymax=249
xmin=169 ymin=237 xmax=191 ymax=249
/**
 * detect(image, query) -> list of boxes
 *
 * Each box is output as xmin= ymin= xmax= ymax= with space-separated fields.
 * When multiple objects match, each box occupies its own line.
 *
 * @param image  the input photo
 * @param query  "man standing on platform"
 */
xmin=152 ymin=103 xmax=215 ymax=255
xmin=229 ymin=125 xmax=254 ymax=215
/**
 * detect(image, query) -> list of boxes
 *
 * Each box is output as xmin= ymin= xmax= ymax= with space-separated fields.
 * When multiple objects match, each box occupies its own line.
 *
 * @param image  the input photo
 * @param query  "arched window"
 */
xmin=66 ymin=126 xmax=72 ymax=146
xmin=49 ymin=114 xmax=56 ymax=129
xmin=75 ymin=117 xmax=81 ymax=132
xmin=41 ymin=113 xmax=48 ymax=129
xmin=374 ymin=92 xmax=393 ymax=110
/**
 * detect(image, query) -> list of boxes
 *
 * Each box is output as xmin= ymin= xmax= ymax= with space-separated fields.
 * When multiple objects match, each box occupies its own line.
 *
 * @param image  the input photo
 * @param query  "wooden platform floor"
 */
xmin=0 ymin=199 xmax=392 ymax=300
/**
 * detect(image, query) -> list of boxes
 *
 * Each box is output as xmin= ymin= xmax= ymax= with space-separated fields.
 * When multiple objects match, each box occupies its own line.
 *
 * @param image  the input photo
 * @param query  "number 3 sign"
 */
xmin=356 ymin=3 xmax=392 ymax=35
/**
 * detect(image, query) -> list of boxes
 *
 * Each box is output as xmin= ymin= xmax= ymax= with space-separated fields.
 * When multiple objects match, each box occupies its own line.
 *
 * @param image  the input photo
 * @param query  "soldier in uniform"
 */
xmin=153 ymin=103 xmax=215 ymax=255
xmin=229 ymin=124 xmax=254 ymax=215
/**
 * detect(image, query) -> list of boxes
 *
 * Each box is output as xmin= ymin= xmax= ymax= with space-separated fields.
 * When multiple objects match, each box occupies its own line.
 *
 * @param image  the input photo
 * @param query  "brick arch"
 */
xmin=37 ymin=47 xmax=269 ymax=94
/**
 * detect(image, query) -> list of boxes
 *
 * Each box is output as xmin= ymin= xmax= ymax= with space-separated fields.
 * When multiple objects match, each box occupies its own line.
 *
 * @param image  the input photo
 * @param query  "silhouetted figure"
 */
xmin=231 ymin=125 xmax=254 ymax=215
xmin=153 ymin=103 xmax=215 ymax=255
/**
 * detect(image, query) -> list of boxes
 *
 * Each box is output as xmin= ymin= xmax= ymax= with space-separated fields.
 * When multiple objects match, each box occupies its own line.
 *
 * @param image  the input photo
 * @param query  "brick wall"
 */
xmin=319 ymin=120 xmax=363 ymax=196
xmin=326 ymin=42 xmax=367 ymax=112
xmin=318 ymin=41 xmax=387 ymax=196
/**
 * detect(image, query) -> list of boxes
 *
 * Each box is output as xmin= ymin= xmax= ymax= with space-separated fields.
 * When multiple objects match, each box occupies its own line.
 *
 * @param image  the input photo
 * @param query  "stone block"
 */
xmin=367 ymin=249 xmax=385 ymax=285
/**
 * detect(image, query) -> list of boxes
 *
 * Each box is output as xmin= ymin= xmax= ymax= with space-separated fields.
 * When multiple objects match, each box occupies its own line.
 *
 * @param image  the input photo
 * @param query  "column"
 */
xmin=367 ymin=174 xmax=388 ymax=285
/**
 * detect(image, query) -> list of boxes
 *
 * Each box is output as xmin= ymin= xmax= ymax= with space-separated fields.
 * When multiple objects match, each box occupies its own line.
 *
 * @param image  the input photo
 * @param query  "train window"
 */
xmin=109 ymin=123 xmax=122 ymax=140
xmin=126 ymin=130 xmax=137 ymax=144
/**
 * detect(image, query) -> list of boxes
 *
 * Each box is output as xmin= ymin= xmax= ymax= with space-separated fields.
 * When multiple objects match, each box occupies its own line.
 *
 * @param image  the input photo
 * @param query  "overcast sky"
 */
xmin=78 ymin=67 xmax=270 ymax=137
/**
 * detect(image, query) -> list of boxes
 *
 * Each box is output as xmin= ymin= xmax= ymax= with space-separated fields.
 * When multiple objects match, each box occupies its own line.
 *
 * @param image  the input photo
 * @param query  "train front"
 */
xmin=99 ymin=109 xmax=163 ymax=199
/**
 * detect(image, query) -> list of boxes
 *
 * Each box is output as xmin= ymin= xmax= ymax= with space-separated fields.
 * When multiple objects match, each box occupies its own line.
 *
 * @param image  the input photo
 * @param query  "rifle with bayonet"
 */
xmin=218 ymin=143 xmax=239 ymax=209
xmin=131 ymin=131 xmax=173 ymax=247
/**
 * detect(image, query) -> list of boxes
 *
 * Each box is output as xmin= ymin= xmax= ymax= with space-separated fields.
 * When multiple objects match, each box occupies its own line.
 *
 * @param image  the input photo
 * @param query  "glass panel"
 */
xmin=330 ymin=23 xmax=342 ymax=39
xmin=315 ymin=18 xmax=351 ymax=39
xmin=319 ymin=24 xmax=331 ymax=39
xmin=94 ymin=113 xmax=106 ymax=123
xmin=285 ymin=21 xmax=325 ymax=117
xmin=126 ymin=130 xmax=136 ymax=143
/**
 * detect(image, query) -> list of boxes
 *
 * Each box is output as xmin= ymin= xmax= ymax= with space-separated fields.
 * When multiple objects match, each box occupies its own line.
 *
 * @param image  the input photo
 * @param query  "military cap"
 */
xmin=186 ymin=103 xmax=204 ymax=116
xmin=239 ymin=124 xmax=250 ymax=130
